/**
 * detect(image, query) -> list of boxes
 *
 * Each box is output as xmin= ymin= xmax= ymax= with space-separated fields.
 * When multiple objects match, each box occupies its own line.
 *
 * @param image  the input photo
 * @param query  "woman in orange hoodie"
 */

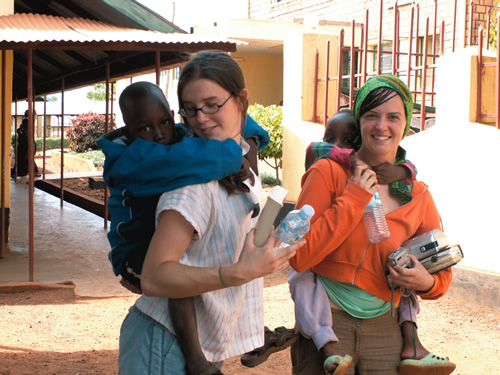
xmin=289 ymin=75 xmax=453 ymax=375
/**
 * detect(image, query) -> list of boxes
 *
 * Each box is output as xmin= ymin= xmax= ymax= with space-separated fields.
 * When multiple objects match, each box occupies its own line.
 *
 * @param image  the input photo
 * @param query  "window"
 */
xmin=341 ymin=49 xmax=360 ymax=90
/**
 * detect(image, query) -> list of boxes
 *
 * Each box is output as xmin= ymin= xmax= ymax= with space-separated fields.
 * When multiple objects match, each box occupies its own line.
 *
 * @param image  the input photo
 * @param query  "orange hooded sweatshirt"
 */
xmin=290 ymin=158 xmax=452 ymax=306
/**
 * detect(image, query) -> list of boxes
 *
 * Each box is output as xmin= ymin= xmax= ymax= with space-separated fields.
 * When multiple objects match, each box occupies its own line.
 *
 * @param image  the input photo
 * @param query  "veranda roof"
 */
xmin=0 ymin=13 xmax=243 ymax=99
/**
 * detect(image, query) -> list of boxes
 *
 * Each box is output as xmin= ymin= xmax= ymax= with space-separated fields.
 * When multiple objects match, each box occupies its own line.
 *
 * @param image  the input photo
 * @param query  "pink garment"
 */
xmin=289 ymin=269 xmax=419 ymax=351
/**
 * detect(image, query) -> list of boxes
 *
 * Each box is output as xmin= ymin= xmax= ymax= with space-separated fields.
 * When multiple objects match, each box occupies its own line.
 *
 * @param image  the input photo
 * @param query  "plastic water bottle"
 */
xmin=275 ymin=205 xmax=315 ymax=246
xmin=363 ymin=191 xmax=391 ymax=243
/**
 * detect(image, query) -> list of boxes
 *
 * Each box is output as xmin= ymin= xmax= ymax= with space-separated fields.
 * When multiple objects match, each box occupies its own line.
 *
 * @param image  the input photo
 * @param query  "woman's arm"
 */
xmin=387 ymin=255 xmax=452 ymax=299
xmin=387 ymin=190 xmax=452 ymax=299
xmin=141 ymin=210 xmax=301 ymax=299
xmin=290 ymin=160 xmax=375 ymax=272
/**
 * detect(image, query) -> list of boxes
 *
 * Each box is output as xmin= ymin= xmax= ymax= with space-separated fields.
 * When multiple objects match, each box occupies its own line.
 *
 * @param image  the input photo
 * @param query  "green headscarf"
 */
xmin=353 ymin=74 xmax=415 ymax=204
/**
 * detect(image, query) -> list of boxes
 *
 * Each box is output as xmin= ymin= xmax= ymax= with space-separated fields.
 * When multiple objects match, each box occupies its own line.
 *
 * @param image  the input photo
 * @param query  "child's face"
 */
xmin=124 ymin=95 xmax=176 ymax=145
xmin=323 ymin=118 xmax=355 ymax=149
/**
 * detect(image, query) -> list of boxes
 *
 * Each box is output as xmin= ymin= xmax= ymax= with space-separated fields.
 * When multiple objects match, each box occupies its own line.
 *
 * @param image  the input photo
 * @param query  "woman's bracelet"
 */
xmin=218 ymin=266 xmax=228 ymax=288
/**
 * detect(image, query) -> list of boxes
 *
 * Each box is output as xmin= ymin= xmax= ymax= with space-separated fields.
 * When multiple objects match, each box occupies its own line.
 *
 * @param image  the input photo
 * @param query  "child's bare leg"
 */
xmin=400 ymin=321 xmax=429 ymax=360
xmin=320 ymin=341 xmax=340 ymax=374
xmin=169 ymin=297 xmax=221 ymax=375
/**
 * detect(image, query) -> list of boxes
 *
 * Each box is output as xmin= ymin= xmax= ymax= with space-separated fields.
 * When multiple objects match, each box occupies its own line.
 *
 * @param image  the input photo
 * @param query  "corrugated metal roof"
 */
xmin=0 ymin=13 xmax=243 ymax=50
xmin=14 ymin=0 xmax=186 ymax=34
xmin=5 ymin=12 xmax=246 ymax=100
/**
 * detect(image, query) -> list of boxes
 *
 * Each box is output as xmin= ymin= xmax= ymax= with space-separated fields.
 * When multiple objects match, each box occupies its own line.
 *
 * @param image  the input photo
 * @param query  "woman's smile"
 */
xmin=199 ymin=124 xmax=219 ymax=135
xmin=372 ymin=134 xmax=391 ymax=141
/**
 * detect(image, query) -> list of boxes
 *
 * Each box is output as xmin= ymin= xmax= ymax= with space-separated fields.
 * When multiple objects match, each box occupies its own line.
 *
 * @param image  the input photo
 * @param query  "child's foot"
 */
xmin=399 ymin=353 xmax=456 ymax=375
xmin=323 ymin=355 xmax=353 ymax=375
xmin=240 ymin=326 xmax=298 ymax=367
xmin=320 ymin=342 xmax=351 ymax=375
xmin=186 ymin=361 xmax=223 ymax=375
xmin=401 ymin=346 xmax=429 ymax=360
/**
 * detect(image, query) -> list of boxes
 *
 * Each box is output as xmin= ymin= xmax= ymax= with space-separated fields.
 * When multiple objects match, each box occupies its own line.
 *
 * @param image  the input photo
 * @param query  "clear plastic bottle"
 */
xmin=363 ymin=191 xmax=391 ymax=243
xmin=275 ymin=204 xmax=315 ymax=246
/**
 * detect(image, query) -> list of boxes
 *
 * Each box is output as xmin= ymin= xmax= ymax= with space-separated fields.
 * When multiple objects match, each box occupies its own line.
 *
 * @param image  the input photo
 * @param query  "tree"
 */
xmin=86 ymin=84 xmax=116 ymax=101
xmin=489 ymin=1 xmax=500 ymax=49
xmin=248 ymin=104 xmax=283 ymax=183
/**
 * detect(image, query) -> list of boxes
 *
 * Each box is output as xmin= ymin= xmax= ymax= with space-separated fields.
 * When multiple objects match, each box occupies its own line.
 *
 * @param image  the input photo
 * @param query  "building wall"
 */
xmin=283 ymin=27 xmax=500 ymax=275
xmin=466 ymin=0 xmax=496 ymax=47
xmin=401 ymin=47 xmax=500 ymax=274
xmin=233 ymin=53 xmax=284 ymax=106
xmin=282 ymin=31 xmax=341 ymax=202
xmin=249 ymin=0 xmax=494 ymax=55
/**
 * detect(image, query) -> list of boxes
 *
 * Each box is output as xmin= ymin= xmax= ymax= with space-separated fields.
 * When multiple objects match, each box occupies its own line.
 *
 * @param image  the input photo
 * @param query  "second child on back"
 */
xmin=290 ymin=109 xmax=452 ymax=375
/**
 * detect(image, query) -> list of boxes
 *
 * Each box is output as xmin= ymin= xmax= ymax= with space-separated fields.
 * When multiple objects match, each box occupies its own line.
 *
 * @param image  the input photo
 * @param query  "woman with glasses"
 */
xmin=118 ymin=51 xmax=303 ymax=375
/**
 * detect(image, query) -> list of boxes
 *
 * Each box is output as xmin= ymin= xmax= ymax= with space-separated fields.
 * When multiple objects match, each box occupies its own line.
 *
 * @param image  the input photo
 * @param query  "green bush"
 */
xmin=248 ymin=104 xmax=283 ymax=184
xmin=261 ymin=172 xmax=281 ymax=186
xmin=37 ymin=137 xmax=70 ymax=150
xmin=11 ymin=135 xmax=70 ymax=151
xmin=69 ymin=150 xmax=105 ymax=168
xmin=67 ymin=112 xmax=109 ymax=153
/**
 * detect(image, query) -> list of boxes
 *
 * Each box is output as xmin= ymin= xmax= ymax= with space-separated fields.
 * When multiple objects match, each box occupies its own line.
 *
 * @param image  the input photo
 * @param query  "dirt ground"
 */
xmin=2 ymin=157 xmax=497 ymax=374
xmin=1 ymin=267 xmax=499 ymax=375
xmin=37 ymin=156 xmax=107 ymax=202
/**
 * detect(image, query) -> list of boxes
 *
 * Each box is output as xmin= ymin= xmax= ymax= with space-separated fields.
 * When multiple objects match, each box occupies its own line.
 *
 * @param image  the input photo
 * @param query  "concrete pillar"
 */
xmin=1 ymin=0 xmax=13 ymax=251
xmin=282 ymin=31 xmax=339 ymax=202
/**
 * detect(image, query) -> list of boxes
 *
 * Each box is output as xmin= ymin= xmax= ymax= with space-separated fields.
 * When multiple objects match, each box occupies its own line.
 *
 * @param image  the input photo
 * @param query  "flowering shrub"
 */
xmin=67 ymin=112 xmax=110 ymax=153
xmin=248 ymin=104 xmax=283 ymax=183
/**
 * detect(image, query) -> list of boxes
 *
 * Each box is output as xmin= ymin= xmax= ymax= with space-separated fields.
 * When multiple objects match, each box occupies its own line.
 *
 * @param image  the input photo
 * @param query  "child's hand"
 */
xmin=373 ymin=163 xmax=408 ymax=184
xmin=119 ymin=278 xmax=142 ymax=294
xmin=349 ymin=153 xmax=362 ymax=171
xmin=238 ymin=157 xmax=255 ymax=186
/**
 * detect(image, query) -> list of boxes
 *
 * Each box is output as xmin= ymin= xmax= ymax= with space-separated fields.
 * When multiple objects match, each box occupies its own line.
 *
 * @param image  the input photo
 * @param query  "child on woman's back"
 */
xmin=98 ymin=81 xmax=268 ymax=374
xmin=291 ymin=109 xmax=451 ymax=375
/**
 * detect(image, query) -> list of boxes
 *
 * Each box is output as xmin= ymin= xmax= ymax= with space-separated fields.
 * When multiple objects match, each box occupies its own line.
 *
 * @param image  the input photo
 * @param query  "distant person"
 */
xmin=11 ymin=119 xmax=39 ymax=178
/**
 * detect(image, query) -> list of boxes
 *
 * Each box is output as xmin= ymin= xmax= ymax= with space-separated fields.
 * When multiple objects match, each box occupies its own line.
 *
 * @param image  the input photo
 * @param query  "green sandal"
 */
xmin=399 ymin=353 xmax=456 ymax=375
xmin=323 ymin=354 xmax=353 ymax=375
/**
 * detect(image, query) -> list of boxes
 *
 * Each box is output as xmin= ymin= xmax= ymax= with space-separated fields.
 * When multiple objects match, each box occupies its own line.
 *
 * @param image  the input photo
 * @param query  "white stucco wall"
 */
xmin=401 ymin=49 xmax=500 ymax=274
xmin=401 ymin=122 xmax=500 ymax=274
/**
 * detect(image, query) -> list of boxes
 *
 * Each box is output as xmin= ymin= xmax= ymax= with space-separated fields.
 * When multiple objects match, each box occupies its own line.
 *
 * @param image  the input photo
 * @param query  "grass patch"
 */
xmin=68 ymin=150 xmax=105 ymax=168
xmin=261 ymin=172 xmax=281 ymax=186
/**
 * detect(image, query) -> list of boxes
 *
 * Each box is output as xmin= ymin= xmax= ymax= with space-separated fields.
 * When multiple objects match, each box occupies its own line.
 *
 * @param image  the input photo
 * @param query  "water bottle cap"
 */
xmin=299 ymin=204 xmax=315 ymax=220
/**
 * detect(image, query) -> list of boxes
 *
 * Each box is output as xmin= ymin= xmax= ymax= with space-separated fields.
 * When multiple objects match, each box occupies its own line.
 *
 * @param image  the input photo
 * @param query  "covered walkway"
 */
xmin=0 ymin=177 xmax=129 ymax=297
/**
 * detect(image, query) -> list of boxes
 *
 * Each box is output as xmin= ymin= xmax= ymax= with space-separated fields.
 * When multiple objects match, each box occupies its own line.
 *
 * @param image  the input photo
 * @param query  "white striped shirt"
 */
xmin=135 ymin=173 xmax=264 ymax=362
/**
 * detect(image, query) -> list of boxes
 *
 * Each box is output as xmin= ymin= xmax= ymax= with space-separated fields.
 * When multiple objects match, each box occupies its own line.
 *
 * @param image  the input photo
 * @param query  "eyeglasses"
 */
xmin=179 ymin=94 xmax=233 ymax=118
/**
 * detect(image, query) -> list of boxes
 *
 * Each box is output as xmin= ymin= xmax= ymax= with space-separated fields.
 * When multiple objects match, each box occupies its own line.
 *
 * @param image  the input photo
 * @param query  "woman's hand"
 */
xmin=387 ymin=254 xmax=435 ymax=292
xmin=229 ymin=229 xmax=304 ymax=286
xmin=349 ymin=164 xmax=378 ymax=194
